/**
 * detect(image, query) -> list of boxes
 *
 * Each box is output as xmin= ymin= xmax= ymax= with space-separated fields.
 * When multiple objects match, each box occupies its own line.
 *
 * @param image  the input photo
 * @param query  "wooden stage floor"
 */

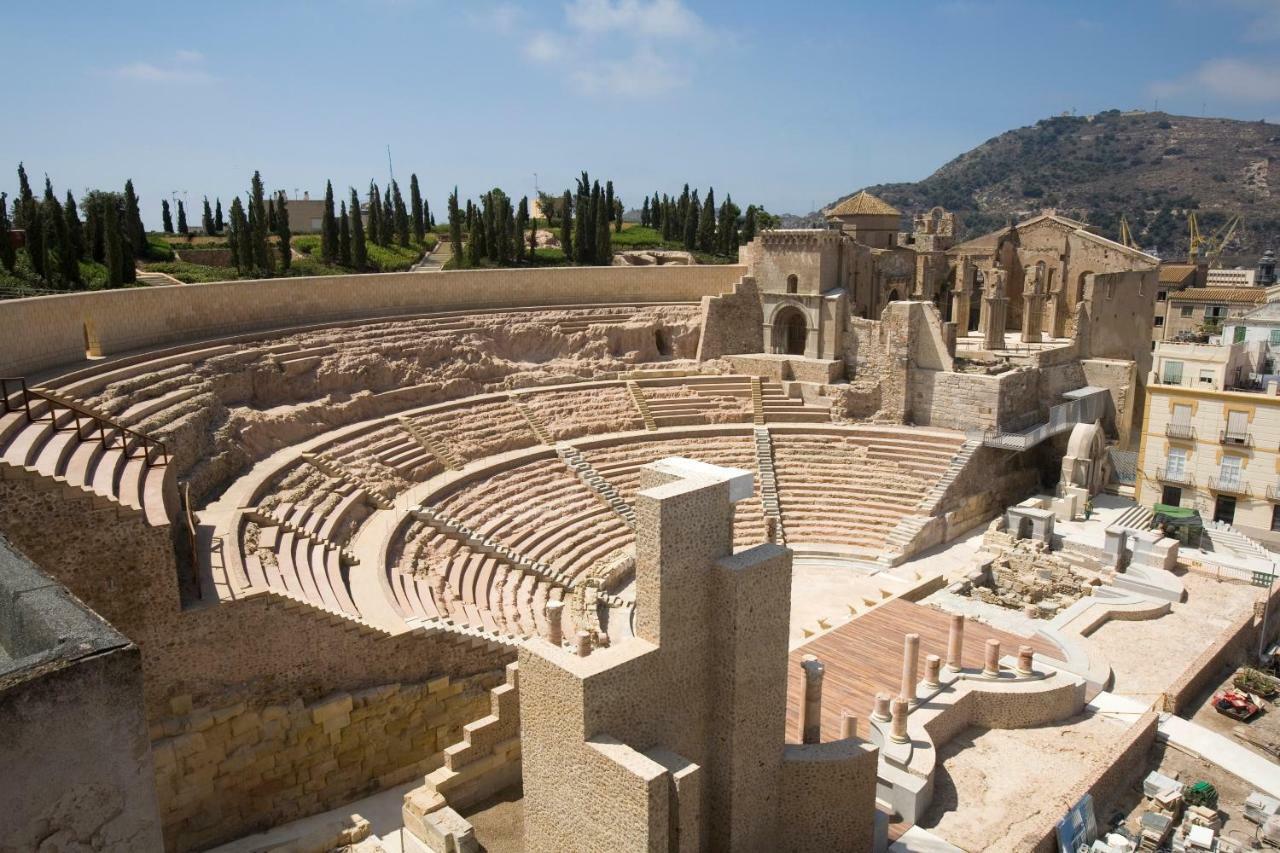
xmin=785 ymin=598 xmax=1063 ymax=742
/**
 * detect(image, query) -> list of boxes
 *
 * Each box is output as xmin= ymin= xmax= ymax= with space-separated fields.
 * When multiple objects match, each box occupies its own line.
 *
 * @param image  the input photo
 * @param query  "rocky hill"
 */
xmin=844 ymin=110 xmax=1280 ymax=260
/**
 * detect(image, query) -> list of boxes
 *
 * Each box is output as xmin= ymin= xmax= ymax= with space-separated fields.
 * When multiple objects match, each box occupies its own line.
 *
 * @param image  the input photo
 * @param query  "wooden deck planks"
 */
xmin=784 ymin=598 xmax=1063 ymax=742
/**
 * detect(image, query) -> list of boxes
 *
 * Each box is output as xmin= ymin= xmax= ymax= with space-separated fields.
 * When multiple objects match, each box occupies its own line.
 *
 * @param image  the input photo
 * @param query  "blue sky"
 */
xmin=5 ymin=0 xmax=1280 ymax=219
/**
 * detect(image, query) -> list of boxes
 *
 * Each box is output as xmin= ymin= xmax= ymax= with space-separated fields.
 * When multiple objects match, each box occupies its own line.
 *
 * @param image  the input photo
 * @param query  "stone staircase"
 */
xmin=299 ymin=452 xmax=392 ymax=509
xmin=753 ymin=427 xmax=785 ymax=545
xmin=555 ymin=444 xmax=636 ymax=528
xmin=1203 ymin=520 xmax=1276 ymax=561
xmin=411 ymin=506 xmax=571 ymax=588
xmin=510 ymin=396 xmax=552 ymax=445
xmin=917 ymin=439 xmax=980 ymax=514
xmin=1112 ymin=503 xmax=1154 ymax=532
xmin=244 ymin=506 xmax=361 ymax=566
xmin=135 ymin=269 xmax=184 ymax=287
xmin=626 ymin=381 xmax=657 ymax=431
xmin=399 ymin=416 xmax=464 ymax=471
xmin=759 ymin=380 xmax=831 ymax=424
xmin=750 ymin=376 xmax=765 ymax=427
xmin=875 ymin=439 xmax=980 ymax=567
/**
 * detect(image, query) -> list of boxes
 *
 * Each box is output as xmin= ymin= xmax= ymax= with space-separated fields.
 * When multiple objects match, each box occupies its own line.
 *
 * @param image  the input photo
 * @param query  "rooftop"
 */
xmin=1168 ymin=287 xmax=1266 ymax=304
xmin=825 ymin=190 xmax=901 ymax=218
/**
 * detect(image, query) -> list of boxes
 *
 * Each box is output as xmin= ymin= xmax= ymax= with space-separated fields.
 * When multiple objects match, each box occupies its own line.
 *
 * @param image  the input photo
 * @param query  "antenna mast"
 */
xmin=387 ymin=145 xmax=394 ymax=185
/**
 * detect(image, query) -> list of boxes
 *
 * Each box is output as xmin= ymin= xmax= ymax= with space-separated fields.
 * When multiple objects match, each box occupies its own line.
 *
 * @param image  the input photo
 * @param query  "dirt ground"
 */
xmin=1108 ymin=743 xmax=1258 ymax=848
xmin=1185 ymin=666 xmax=1280 ymax=762
xmin=1087 ymin=572 xmax=1264 ymax=704
xmin=463 ymin=787 xmax=525 ymax=853
xmin=919 ymin=711 xmax=1133 ymax=853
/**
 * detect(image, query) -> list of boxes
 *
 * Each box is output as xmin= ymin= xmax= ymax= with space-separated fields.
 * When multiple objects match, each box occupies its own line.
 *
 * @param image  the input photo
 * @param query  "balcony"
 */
xmin=1267 ymin=484 xmax=1280 ymax=502
xmin=1156 ymin=467 xmax=1194 ymax=486
xmin=1208 ymin=475 xmax=1249 ymax=496
xmin=1219 ymin=429 xmax=1253 ymax=447
xmin=1165 ymin=423 xmax=1196 ymax=441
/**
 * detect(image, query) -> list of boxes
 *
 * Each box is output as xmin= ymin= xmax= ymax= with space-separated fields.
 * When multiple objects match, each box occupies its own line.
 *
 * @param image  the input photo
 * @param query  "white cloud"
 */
xmin=524 ymin=30 xmax=566 ymax=63
xmin=470 ymin=2 xmax=524 ymax=34
xmin=106 ymin=50 xmax=215 ymax=84
xmin=1152 ymin=58 xmax=1280 ymax=103
xmin=564 ymin=0 xmax=705 ymax=39
xmin=570 ymin=46 xmax=684 ymax=97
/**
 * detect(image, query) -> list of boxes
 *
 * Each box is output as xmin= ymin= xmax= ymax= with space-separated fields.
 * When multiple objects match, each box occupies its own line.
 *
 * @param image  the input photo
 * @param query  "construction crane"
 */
xmin=1188 ymin=212 xmax=1242 ymax=266
xmin=1119 ymin=216 xmax=1136 ymax=249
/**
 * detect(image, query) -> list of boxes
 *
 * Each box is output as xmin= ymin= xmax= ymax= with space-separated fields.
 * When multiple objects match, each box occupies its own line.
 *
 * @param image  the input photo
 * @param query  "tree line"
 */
xmin=0 ymin=163 xmax=158 ymax=289
xmin=639 ymin=186 xmax=774 ymax=256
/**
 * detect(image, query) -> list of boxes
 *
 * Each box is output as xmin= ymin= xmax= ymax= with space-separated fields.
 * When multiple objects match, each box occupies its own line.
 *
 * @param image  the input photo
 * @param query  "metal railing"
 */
xmin=1267 ymin=484 xmax=1280 ymax=502
xmin=1 ymin=376 xmax=168 ymax=465
xmin=1165 ymin=422 xmax=1196 ymax=440
xmin=1156 ymin=466 xmax=1194 ymax=486
xmin=1220 ymin=429 xmax=1253 ymax=447
xmin=1208 ymin=475 xmax=1249 ymax=496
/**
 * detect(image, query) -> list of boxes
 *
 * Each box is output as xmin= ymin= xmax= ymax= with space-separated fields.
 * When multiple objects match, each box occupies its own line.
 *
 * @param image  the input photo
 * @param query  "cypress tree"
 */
xmin=424 ymin=198 xmax=432 ymax=231
xmin=698 ymin=188 xmax=716 ymax=252
xmin=84 ymin=194 xmax=104 ymax=262
xmin=447 ymin=187 xmax=464 ymax=269
xmin=743 ymin=205 xmax=758 ymax=243
xmin=367 ymin=182 xmax=382 ymax=246
xmin=275 ymin=191 xmax=291 ymax=272
xmin=467 ymin=216 xmax=483 ymax=267
xmin=605 ymin=180 xmax=615 ymax=223
xmin=501 ymin=195 xmax=514 ymax=264
xmin=572 ymin=191 xmax=588 ymax=264
xmin=615 ymin=198 xmax=623 ymax=234
xmin=104 ymin=199 xmax=124 ymax=288
xmin=202 ymin=197 xmax=215 ymax=234
xmin=123 ymin=179 xmax=145 ymax=258
xmin=529 ymin=209 xmax=539 ymax=258
xmin=177 ymin=200 xmax=189 ymax=235
xmin=515 ymin=197 xmax=528 ymax=263
xmin=560 ymin=190 xmax=573 ymax=260
xmin=267 ymin=198 xmax=277 ymax=233
xmin=321 ymin=181 xmax=338 ymax=263
xmin=243 ymin=199 xmax=257 ymax=272
xmin=410 ymin=174 xmax=425 ymax=243
xmin=392 ymin=180 xmax=410 ymax=247
xmin=22 ymin=170 xmax=45 ymax=279
xmin=595 ymin=191 xmax=611 ymax=264
xmin=0 ymin=194 xmax=14 ymax=273
xmin=482 ymin=192 xmax=496 ymax=262
xmin=586 ymin=181 xmax=601 ymax=262
xmin=250 ymin=171 xmax=271 ymax=273
xmin=465 ymin=199 xmax=474 ymax=235
xmin=162 ymin=199 xmax=174 ymax=234
xmin=473 ymin=196 xmax=489 ymax=261
xmin=338 ymin=201 xmax=352 ymax=267
xmin=64 ymin=191 xmax=84 ymax=264
xmin=641 ymin=196 xmax=650 ymax=228
xmin=677 ymin=184 xmax=690 ymax=236
xmin=121 ymin=213 xmax=137 ymax=284
xmin=15 ymin=163 xmax=33 ymax=228
xmin=661 ymin=198 xmax=674 ymax=241
xmin=43 ymin=181 xmax=77 ymax=287
xmin=652 ymin=193 xmax=663 ymax=230
xmin=350 ymin=188 xmax=368 ymax=271
xmin=214 ymin=198 xmax=224 ymax=233
xmin=381 ymin=186 xmax=395 ymax=247
xmin=684 ymin=191 xmax=699 ymax=252
xmin=227 ymin=199 xmax=241 ymax=271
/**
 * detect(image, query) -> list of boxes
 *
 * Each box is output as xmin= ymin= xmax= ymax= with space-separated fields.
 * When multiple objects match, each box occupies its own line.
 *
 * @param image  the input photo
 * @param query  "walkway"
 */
xmin=1158 ymin=713 xmax=1280 ymax=799
xmin=412 ymin=240 xmax=453 ymax=272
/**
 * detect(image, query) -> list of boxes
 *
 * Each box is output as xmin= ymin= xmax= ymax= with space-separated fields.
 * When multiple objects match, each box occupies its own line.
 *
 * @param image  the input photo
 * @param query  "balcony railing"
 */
xmin=1156 ymin=467 xmax=1194 ymax=486
xmin=1166 ymin=423 xmax=1196 ymax=440
xmin=1208 ymin=475 xmax=1249 ymax=496
xmin=1267 ymin=484 xmax=1280 ymax=502
xmin=1220 ymin=429 xmax=1253 ymax=447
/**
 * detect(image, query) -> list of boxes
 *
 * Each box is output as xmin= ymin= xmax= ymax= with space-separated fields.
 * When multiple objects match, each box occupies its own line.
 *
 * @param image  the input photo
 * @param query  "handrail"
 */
xmin=182 ymin=482 xmax=203 ymax=600
xmin=0 ymin=376 xmax=169 ymax=465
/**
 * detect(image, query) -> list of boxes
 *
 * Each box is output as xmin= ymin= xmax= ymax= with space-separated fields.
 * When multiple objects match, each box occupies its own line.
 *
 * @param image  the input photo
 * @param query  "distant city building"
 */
xmin=1206 ymin=267 xmax=1257 ymax=288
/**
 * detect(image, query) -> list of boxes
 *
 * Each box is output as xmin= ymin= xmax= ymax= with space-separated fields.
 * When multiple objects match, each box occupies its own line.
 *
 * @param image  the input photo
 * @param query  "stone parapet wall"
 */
xmin=778 ymin=740 xmax=879 ymax=849
xmin=152 ymin=670 xmax=502 ymax=851
xmin=0 ymin=264 xmax=745 ymax=377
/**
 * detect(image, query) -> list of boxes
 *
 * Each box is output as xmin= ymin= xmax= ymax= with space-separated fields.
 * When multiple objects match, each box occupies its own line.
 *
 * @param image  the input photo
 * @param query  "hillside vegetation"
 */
xmin=849 ymin=110 xmax=1280 ymax=260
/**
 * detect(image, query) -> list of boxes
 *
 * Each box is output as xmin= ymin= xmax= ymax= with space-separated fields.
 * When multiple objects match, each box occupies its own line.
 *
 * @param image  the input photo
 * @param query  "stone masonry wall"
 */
xmin=152 ymin=671 xmax=502 ymax=852
xmin=696 ymin=275 xmax=761 ymax=360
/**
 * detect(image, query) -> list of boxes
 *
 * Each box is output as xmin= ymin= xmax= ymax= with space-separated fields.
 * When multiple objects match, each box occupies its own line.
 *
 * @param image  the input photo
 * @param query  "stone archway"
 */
xmin=772 ymin=306 xmax=808 ymax=356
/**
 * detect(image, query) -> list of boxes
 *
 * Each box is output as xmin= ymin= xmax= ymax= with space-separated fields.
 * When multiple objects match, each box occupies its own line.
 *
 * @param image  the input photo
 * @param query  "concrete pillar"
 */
xmin=890 ymin=697 xmax=910 ymax=744
xmin=801 ymin=654 xmax=825 ymax=745
xmin=946 ymin=614 xmax=965 ymax=672
xmin=575 ymin=630 xmax=591 ymax=658
xmin=872 ymin=692 xmax=892 ymax=723
xmin=901 ymin=633 xmax=921 ymax=705
xmin=983 ymin=638 xmax=1001 ymax=678
xmin=1022 ymin=292 xmax=1045 ymax=343
xmin=841 ymin=712 xmax=858 ymax=740
xmin=1017 ymin=645 xmax=1034 ymax=676
xmin=546 ymin=600 xmax=564 ymax=647
xmin=924 ymin=654 xmax=942 ymax=689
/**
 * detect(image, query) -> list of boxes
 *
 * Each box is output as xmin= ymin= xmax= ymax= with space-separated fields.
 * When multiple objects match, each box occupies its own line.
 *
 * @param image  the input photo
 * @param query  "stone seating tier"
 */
xmin=532 ymin=386 xmax=646 ymax=440
xmin=404 ymin=400 xmax=539 ymax=465
xmin=246 ymin=523 xmax=359 ymax=618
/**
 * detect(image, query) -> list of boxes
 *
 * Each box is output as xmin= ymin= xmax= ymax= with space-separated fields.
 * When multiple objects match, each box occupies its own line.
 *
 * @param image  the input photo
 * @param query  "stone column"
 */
xmin=841 ymin=712 xmax=858 ymax=740
xmin=946 ymin=614 xmax=965 ymax=672
xmin=983 ymin=639 xmax=1001 ymax=678
xmin=889 ymin=697 xmax=910 ymax=744
xmin=546 ymin=600 xmax=565 ymax=647
xmin=575 ymin=630 xmax=591 ymax=658
xmin=951 ymin=289 xmax=970 ymax=334
xmin=872 ymin=692 xmax=892 ymax=723
xmin=980 ymin=270 xmax=1008 ymax=351
xmin=1022 ymin=288 xmax=1045 ymax=343
xmin=1017 ymin=645 xmax=1035 ymax=676
xmin=900 ymin=633 xmax=921 ymax=706
xmin=801 ymin=654 xmax=825 ymax=745
xmin=924 ymin=654 xmax=942 ymax=689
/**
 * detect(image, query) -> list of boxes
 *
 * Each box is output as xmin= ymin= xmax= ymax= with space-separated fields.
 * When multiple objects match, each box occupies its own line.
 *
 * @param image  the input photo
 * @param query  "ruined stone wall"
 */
xmin=696 ymin=275 xmax=762 ymax=360
xmin=1082 ymin=358 xmax=1139 ymax=446
xmin=778 ymin=741 xmax=879 ymax=851
xmin=907 ymin=368 xmax=1040 ymax=432
xmin=0 ymin=264 xmax=744 ymax=377
xmin=152 ymin=671 xmax=502 ymax=852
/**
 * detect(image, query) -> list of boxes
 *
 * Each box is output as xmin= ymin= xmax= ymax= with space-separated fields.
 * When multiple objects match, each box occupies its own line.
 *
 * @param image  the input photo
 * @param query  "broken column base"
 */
xmin=403 ymin=789 xmax=478 ymax=853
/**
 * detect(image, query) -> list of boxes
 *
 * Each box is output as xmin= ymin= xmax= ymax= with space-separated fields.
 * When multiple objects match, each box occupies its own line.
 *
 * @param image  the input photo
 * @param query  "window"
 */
xmin=1225 ymin=410 xmax=1249 ymax=443
xmin=1157 ymin=290 xmax=1168 ymax=302
xmin=1181 ymin=306 xmax=1194 ymax=318
xmin=1165 ymin=447 xmax=1188 ymax=479
xmin=1199 ymin=369 xmax=1215 ymax=385
xmin=1154 ymin=316 xmax=1165 ymax=327
xmin=1162 ymin=361 xmax=1184 ymax=385
xmin=1234 ymin=325 xmax=1247 ymax=344
xmin=1272 ymin=504 xmax=1280 ymax=533
xmin=786 ymin=274 xmax=798 ymax=295
xmin=1172 ymin=404 xmax=1192 ymax=426
xmin=1219 ymin=454 xmax=1243 ymax=488
xmin=1215 ymin=495 xmax=1237 ymax=524
xmin=1205 ymin=306 xmax=1227 ymax=320
xmin=1270 ymin=329 xmax=1280 ymax=345
xmin=1162 ymin=486 xmax=1182 ymax=507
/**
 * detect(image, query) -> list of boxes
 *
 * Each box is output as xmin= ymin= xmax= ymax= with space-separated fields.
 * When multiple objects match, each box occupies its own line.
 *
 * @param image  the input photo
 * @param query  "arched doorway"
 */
xmin=773 ymin=307 xmax=808 ymax=356
xmin=887 ymin=289 xmax=900 ymax=303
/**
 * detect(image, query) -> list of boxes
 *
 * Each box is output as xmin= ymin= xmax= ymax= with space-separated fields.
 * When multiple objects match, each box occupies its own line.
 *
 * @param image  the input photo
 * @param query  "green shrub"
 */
xmin=146 ymin=237 xmax=175 ymax=262
xmin=141 ymin=261 xmax=239 ymax=283
xmin=292 ymin=235 xmax=321 ymax=255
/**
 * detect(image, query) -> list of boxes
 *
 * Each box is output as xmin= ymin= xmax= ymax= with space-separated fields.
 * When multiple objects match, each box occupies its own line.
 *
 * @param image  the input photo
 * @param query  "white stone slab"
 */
xmin=650 ymin=456 xmax=754 ymax=503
